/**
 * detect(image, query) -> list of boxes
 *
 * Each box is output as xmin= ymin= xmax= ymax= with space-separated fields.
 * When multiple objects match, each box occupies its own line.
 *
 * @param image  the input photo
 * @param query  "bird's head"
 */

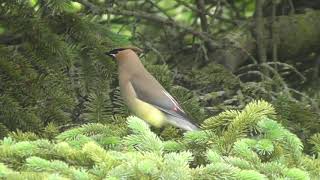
xmin=106 ymin=46 xmax=143 ymax=59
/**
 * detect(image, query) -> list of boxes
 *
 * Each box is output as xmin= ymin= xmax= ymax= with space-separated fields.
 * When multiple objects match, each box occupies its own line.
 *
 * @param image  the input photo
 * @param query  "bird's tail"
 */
xmin=166 ymin=115 xmax=199 ymax=131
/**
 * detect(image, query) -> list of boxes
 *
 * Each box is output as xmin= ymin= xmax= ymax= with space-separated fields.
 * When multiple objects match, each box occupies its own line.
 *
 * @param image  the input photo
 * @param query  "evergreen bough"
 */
xmin=0 ymin=100 xmax=318 ymax=179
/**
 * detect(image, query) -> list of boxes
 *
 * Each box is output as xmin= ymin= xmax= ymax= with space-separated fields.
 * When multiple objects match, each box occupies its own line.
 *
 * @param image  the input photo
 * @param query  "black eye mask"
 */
xmin=105 ymin=48 xmax=126 ymax=57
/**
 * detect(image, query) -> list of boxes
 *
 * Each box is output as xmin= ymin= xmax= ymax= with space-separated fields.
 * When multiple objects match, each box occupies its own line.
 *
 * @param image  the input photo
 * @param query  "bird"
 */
xmin=106 ymin=47 xmax=199 ymax=131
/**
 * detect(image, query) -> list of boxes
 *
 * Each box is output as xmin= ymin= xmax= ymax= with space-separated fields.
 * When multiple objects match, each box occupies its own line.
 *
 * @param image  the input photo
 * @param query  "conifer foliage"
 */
xmin=1 ymin=1 xmax=320 ymax=179
xmin=0 ymin=0 xmax=132 ymax=136
xmin=0 ymin=100 xmax=319 ymax=179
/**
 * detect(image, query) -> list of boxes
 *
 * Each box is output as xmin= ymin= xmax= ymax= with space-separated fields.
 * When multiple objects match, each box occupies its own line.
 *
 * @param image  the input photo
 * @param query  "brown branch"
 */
xmin=145 ymin=0 xmax=173 ymax=21
xmin=209 ymin=0 xmax=222 ymax=25
xmin=175 ymin=0 xmax=199 ymax=12
xmin=255 ymin=0 xmax=267 ymax=64
xmin=75 ymin=0 xmax=103 ymax=14
xmin=271 ymin=1 xmax=278 ymax=62
xmin=196 ymin=0 xmax=210 ymax=60
xmin=288 ymin=0 xmax=295 ymax=15
xmin=314 ymin=56 xmax=320 ymax=87
xmin=196 ymin=0 xmax=209 ymax=33
xmin=175 ymin=0 xmax=237 ymax=25
xmin=105 ymin=8 xmax=219 ymax=49
xmin=75 ymin=0 xmax=218 ymax=49
xmin=0 ymin=34 xmax=23 ymax=45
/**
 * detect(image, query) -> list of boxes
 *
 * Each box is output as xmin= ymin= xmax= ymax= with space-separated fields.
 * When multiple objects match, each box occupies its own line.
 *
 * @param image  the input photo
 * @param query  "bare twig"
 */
xmin=175 ymin=0 xmax=199 ymax=12
xmin=75 ymin=0 xmax=219 ymax=49
xmin=196 ymin=0 xmax=209 ymax=33
xmin=146 ymin=0 xmax=173 ymax=21
xmin=314 ymin=55 xmax=320 ymax=87
xmin=288 ymin=0 xmax=295 ymax=15
xmin=223 ymin=0 xmax=241 ymax=19
xmin=210 ymin=0 xmax=222 ymax=25
xmin=75 ymin=0 xmax=102 ymax=14
xmin=238 ymin=62 xmax=306 ymax=82
xmin=196 ymin=0 xmax=210 ymax=59
xmin=271 ymin=1 xmax=278 ymax=63
xmin=175 ymin=0 xmax=237 ymax=25
xmin=255 ymin=0 xmax=267 ymax=64
xmin=105 ymin=8 xmax=219 ymax=49
xmin=0 ymin=34 xmax=23 ymax=45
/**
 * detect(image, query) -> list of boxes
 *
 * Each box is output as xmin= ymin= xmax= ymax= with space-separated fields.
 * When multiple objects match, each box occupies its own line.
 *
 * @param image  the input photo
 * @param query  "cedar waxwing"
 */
xmin=106 ymin=47 xmax=199 ymax=131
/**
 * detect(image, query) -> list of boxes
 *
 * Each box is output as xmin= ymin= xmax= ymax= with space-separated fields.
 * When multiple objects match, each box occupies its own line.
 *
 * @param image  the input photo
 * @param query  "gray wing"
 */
xmin=130 ymin=74 xmax=196 ymax=122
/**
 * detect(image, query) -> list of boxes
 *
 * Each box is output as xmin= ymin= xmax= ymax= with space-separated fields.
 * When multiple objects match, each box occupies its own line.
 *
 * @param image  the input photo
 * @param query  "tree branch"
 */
xmin=75 ymin=0 xmax=219 ymax=49
xmin=213 ymin=10 xmax=320 ymax=71
xmin=0 ymin=34 xmax=23 ymax=45
xmin=105 ymin=8 xmax=219 ymax=49
xmin=196 ymin=0 xmax=209 ymax=33
xmin=255 ymin=0 xmax=267 ymax=64
xmin=75 ymin=0 xmax=103 ymax=14
xmin=271 ymin=1 xmax=278 ymax=62
xmin=145 ymin=0 xmax=173 ymax=21
xmin=175 ymin=0 xmax=237 ymax=25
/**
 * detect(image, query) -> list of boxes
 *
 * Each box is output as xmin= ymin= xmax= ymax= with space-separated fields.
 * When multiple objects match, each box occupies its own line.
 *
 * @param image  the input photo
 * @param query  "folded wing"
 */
xmin=130 ymin=74 xmax=199 ymax=130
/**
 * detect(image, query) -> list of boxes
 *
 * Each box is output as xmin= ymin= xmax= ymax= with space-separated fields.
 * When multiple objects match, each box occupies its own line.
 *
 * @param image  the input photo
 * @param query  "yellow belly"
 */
xmin=129 ymin=98 xmax=166 ymax=128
